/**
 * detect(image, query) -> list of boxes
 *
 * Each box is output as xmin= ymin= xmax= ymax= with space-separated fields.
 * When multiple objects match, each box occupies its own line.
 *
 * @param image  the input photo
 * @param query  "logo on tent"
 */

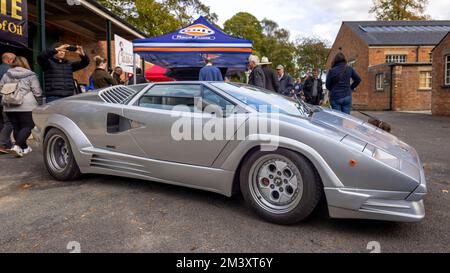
xmin=172 ymin=24 xmax=216 ymax=40
xmin=179 ymin=24 xmax=215 ymax=36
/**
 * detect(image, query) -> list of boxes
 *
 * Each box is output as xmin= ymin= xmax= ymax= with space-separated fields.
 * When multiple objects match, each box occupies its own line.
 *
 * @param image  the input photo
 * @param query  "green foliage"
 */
xmin=223 ymin=13 xmax=329 ymax=77
xmin=294 ymin=37 xmax=330 ymax=77
xmin=369 ymin=0 xmax=431 ymax=21
xmin=96 ymin=1 xmax=330 ymax=78
xmin=97 ymin=0 xmax=218 ymax=36
xmin=223 ymin=12 xmax=264 ymax=55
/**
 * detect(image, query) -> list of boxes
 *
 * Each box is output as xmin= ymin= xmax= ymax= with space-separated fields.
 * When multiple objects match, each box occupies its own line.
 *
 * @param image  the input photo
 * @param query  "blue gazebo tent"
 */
xmin=133 ymin=16 xmax=253 ymax=80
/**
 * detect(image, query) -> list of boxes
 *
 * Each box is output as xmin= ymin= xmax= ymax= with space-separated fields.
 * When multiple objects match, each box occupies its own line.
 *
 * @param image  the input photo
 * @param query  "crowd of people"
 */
xmin=0 ymin=44 xmax=148 ymax=158
xmin=245 ymin=53 xmax=361 ymax=114
xmin=0 ymin=42 xmax=362 ymax=158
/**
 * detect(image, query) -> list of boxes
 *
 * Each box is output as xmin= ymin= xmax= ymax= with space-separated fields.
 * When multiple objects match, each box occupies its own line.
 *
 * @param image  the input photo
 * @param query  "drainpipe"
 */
xmin=389 ymin=65 xmax=394 ymax=111
xmin=416 ymin=46 xmax=420 ymax=62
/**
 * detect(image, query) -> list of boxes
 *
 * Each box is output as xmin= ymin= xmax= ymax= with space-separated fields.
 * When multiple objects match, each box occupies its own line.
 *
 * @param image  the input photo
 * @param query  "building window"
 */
xmin=376 ymin=74 xmax=384 ymax=91
xmin=446 ymin=55 xmax=450 ymax=86
xmin=419 ymin=71 xmax=432 ymax=90
xmin=385 ymin=54 xmax=407 ymax=63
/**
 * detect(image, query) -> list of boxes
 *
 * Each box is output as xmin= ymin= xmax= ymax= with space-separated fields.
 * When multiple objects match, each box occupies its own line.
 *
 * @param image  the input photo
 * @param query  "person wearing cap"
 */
xmin=199 ymin=57 xmax=223 ymax=81
xmin=248 ymin=55 xmax=266 ymax=88
xmin=303 ymin=68 xmax=324 ymax=105
xmin=276 ymin=65 xmax=294 ymax=96
xmin=260 ymin=57 xmax=279 ymax=92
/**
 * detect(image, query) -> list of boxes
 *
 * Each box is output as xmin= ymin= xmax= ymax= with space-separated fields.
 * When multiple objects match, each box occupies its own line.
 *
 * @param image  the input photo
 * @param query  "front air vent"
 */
xmin=98 ymin=85 xmax=138 ymax=104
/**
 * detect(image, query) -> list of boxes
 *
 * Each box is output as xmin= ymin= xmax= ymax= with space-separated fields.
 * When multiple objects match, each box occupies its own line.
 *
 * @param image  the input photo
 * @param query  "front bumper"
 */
xmin=327 ymin=191 xmax=425 ymax=222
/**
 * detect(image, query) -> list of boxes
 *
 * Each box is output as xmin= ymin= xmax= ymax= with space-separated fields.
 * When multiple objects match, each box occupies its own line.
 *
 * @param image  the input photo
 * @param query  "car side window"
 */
xmin=139 ymin=84 xmax=202 ymax=112
xmin=202 ymin=87 xmax=236 ymax=117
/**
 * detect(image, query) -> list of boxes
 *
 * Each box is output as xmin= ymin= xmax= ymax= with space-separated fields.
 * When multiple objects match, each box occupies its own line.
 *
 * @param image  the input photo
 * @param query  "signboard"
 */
xmin=115 ymin=34 xmax=140 ymax=74
xmin=172 ymin=23 xmax=216 ymax=41
xmin=0 ymin=0 xmax=28 ymax=47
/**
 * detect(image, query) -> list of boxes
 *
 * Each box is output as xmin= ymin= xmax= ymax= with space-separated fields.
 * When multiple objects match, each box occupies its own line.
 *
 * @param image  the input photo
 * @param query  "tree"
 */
xmin=223 ymin=12 xmax=264 ymax=55
xmin=132 ymin=0 xmax=181 ymax=36
xmin=97 ymin=0 xmax=218 ymax=36
xmin=165 ymin=0 xmax=218 ymax=26
xmin=223 ymin=14 xmax=297 ymax=75
xmin=369 ymin=0 xmax=431 ymax=21
xmin=294 ymin=37 xmax=330 ymax=77
xmin=259 ymin=19 xmax=296 ymax=75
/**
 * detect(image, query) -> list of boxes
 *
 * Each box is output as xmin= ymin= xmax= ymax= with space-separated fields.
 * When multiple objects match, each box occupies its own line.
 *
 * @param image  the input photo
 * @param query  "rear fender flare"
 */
xmin=42 ymin=114 xmax=93 ymax=170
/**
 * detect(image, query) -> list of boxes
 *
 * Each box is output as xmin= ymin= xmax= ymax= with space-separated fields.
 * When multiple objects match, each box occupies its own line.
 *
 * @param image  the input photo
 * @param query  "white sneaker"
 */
xmin=22 ymin=146 xmax=33 ymax=155
xmin=8 ymin=145 xmax=23 ymax=158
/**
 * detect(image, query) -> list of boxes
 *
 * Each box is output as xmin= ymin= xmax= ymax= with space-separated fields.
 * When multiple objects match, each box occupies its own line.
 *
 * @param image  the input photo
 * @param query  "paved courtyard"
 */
xmin=0 ymin=111 xmax=449 ymax=253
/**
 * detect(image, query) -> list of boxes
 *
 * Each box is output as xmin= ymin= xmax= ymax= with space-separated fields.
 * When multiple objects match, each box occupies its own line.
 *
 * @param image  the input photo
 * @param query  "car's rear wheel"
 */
xmin=240 ymin=148 xmax=322 ymax=225
xmin=44 ymin=128 xmax=81 ymax=181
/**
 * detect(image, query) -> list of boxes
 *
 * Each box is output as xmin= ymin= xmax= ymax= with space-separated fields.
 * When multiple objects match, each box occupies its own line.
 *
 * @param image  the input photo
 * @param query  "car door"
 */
xmin=122 ymin=83 xmax=247 ymax=167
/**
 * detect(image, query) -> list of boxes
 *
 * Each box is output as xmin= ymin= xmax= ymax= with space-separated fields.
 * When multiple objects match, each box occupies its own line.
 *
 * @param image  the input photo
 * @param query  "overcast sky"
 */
xmin=202 ymin=0 xmax=450 ymax=44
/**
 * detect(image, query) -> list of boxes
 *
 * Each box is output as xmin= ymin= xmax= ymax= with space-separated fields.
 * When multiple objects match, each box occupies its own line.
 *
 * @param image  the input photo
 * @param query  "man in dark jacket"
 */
xmin=260 ymin=57 xmax=279 ymax=92
xmin=128 ymin=68 xmax=149 ymax=85
xmin=276 ymin=65 xmax=294 ymax=96
xmin=248 ymin=55 xmax=266 ymax=88
xmin=38 ymin=44 xmax=90 ymax=102
xmin=0 ymin=53 xmax=15 ymax=153
xmin=303 ymin=69 xmax=324 ymax=105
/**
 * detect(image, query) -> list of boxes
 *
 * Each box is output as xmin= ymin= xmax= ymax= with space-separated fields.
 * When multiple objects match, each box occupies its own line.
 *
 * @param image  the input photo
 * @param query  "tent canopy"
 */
xmin=133 ymin=16 xmax=252 ymax=79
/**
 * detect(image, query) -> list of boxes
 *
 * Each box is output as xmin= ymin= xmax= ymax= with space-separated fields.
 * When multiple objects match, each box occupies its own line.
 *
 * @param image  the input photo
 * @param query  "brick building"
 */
xmin=327 ymin=21 xmax=450 ymax=111
xmin=432 ymin=32 xmax=450 ymax=116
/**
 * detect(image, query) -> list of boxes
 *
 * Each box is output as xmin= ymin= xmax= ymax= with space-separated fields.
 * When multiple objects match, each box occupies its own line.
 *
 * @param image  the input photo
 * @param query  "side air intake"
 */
xmin=98 ymin=85 xmax=138 ymax=104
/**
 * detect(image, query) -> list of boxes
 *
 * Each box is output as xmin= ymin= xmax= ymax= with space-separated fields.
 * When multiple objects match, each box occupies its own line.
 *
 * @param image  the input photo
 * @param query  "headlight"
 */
xmin=342 ymin=136 xmax=401 ymax=170
xmin=372 ymin=147 xmax=400 ymax=169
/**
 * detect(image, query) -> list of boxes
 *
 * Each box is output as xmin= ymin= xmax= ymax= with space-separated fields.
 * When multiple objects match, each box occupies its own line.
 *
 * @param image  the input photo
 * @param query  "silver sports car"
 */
xmin=32 ymin=82 xmax=427 ymax=224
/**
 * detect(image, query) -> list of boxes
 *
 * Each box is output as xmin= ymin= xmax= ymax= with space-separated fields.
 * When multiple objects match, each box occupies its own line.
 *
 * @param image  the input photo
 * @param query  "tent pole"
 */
xmin=133 ymin=54 xmax=137 ymax=85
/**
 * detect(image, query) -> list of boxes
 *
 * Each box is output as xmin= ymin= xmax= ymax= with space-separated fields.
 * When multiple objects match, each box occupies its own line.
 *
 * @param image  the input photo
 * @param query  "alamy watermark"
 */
xmin=170 ymin=99 xmax=282 ymax=151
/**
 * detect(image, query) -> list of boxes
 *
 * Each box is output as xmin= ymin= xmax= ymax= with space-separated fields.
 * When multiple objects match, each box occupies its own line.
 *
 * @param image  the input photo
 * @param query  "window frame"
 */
xmin=385 ymin=54 xmax=407 ymax=64
xmin=375 ymin=73 xmax=384 ymax=92
xmin=418 ymin=71 xmax=432 ymax=91
xmin=136 ymin=83 xmax=236 ymax=116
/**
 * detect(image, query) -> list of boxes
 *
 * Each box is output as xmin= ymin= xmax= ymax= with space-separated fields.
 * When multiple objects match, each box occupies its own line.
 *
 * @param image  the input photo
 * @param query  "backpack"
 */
xmin=1 ymin=82 xmax=24 ymax=107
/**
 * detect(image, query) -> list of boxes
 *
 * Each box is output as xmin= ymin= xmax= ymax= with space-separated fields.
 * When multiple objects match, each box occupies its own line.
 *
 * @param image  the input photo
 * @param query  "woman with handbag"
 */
xmin=326 ymin=52 xmax=362 ymax=114
xmin=0 ymin=57 xmax=42 ymax=157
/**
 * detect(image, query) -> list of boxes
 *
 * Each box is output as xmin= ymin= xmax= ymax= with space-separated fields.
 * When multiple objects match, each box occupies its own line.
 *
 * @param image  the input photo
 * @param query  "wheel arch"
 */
xmin=42 ymin=114 xmax=93 ymax=170
xmin=224 ymin=135 xmax=345 ymax=196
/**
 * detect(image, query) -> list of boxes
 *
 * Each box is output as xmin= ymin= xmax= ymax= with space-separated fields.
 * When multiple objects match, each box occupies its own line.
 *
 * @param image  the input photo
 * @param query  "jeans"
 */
xmin=5 ymin=112 xmax=35 ymax=150
xmin=331 ymin=95 xmax=352 ymax=114
xmin=0 ymin=106 xmax=13 ymax=148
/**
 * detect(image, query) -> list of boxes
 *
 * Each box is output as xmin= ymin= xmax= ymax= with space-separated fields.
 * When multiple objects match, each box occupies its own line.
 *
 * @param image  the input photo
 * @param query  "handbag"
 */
xmin=1 ymin=82 xmax=24 ymax=107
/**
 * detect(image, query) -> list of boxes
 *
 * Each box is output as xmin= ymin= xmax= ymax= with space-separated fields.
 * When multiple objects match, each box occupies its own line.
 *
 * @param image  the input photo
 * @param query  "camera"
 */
xmin=67 ymin=46 xmax=78 ymax=52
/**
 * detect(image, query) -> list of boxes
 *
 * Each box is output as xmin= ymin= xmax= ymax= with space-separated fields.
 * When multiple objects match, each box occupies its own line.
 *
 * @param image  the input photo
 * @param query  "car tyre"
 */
xmin=240 ymin=148 xmax=322 ymax=225
xmin=43 ymin=128 xmax=81 ymax=181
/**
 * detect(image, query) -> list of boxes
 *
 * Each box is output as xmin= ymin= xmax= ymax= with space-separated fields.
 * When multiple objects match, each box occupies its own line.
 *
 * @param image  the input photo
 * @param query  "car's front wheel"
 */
xmin=43 ymin=128 xmax=81 ymax=181
xmin=240 ymin=148 xmax=322 ymax=225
